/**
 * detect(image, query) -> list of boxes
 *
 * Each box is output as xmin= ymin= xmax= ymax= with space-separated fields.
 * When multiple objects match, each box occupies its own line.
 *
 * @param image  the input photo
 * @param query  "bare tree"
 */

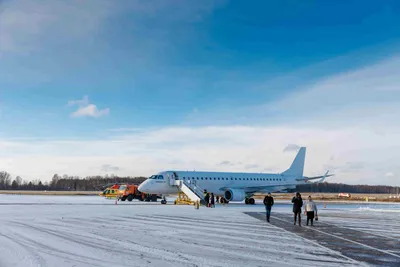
xmin=0 ymin=171 xmax=12 ymax=189
xmin=15 ymin=176 xmax=22 ymax=186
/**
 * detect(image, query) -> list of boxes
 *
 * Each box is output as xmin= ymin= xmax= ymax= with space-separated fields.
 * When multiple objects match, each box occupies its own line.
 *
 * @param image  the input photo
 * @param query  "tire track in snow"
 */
xmin=6 ymin=230 xmax=114 ymax=267
xmin=9 ymin=220 xmax=219 ymax=267
xmin=88 ymin=214 xmax=360 ymax=266
xmin=0 ymin=230 xmax=47 ymax=267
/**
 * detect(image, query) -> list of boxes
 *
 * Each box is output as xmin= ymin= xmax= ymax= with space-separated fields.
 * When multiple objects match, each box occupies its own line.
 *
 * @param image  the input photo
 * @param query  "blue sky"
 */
xmin=1 ymin=0 xmax=400 ymax=185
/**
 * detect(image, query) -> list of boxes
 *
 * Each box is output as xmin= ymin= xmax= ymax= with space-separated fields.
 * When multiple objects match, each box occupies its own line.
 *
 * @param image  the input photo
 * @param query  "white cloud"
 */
xmin=100 ymin=164 xmax=120 ymax=173
xmin=1 ymin=42 xmax=399 ymax=187
xmin=283 ymin=144 xmax=301 ymax=153
xmin=186 ymin=55 xmax=400 ymax=128
xmin=68 ymin=96 xmax=109 ymax=118
xmin=70 ymin=104 xmax=110 ymax=118
xmin=1 ymin=123 xmax=399 ymax=186
xmin=263 ymin=56 xmax=400 ymax=124
xmin=385 ymin=172 xmax=395 ymax=177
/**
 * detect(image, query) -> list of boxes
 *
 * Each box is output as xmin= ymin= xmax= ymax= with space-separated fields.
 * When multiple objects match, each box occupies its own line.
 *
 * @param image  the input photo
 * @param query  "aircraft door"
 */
xmin=169 ymin=173 xmax=176 ymax=186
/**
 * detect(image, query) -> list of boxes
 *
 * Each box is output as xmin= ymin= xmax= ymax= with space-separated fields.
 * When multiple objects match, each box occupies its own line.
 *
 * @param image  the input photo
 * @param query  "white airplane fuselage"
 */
xmin=138 ymin=170 xmax=297 ymax=196
xmin=138 ymin=147 xmax=331 ymax=202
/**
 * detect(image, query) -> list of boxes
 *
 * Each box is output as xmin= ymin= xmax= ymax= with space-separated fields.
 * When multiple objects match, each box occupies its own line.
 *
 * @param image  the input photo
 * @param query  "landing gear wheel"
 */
xmin=161 ymin=199 xmax=167 ymax=204
xmin=127 ymin=195 xmax=133 ymax=202
xmin=249 ymin=198 xmax=255 ymax=205
xmin=245 ymin=198 xmax=249 ymax=204
xmin=220 ymin=197 xmax=229 ymax=204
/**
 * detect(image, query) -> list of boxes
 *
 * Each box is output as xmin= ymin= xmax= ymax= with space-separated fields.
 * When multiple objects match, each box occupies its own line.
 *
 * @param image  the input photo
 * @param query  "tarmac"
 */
xmin=245 ymin=212 xmax=400 ymax=267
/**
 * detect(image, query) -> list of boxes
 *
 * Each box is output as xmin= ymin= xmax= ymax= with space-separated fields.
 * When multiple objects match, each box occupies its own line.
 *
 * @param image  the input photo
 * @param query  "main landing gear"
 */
xmin=245 ymin=198 xmax=255 ymax=205
xmin=219 ymin=197 xmax=229 ymax=204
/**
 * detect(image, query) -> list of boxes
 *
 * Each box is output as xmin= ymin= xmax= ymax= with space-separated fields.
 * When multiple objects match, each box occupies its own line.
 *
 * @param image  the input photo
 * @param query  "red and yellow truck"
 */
xmin=99 ymin=183 xmax=159 ymax=202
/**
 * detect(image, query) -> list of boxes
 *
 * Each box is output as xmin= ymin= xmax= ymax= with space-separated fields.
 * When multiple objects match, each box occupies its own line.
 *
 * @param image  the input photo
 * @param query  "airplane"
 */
xmin=138 ymin=147 xmax=333 ymax=204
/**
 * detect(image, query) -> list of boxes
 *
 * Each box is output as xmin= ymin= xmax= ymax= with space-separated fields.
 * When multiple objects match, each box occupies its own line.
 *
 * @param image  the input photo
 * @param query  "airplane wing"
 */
xmin=218 ymin=170 xmax=333 ymax=194
xmin=296 ymin=170 xmax=334 ymax=182
xmin=243 ymin=186 xmax=273 ymax=194
xmin=220 ymin=185 xmax=291 ymax=195
xmin=219 ymin=186 xmax=269 ymax=195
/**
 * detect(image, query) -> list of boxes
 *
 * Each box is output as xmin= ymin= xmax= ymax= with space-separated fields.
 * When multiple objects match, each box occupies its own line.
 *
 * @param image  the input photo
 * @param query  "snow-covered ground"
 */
xmin=1 ymin=195 xmax=399 ymax=267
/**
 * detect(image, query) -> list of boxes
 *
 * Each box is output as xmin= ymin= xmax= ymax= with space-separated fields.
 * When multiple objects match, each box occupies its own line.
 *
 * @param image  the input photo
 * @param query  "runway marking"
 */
xmin=315 ymin=221 xmax=400 ymax=241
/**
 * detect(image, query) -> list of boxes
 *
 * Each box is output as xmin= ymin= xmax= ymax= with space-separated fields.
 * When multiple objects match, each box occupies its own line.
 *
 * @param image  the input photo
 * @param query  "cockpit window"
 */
xmin=158 ymin=175 xmax=164 ymax=179
xmin=149 ymin=175 xmax=158 ymax=179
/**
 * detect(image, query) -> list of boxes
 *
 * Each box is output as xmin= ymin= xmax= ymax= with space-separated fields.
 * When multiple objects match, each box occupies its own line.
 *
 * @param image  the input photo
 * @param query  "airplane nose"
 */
xmin=138 ymin=182 xmax=148 ymax=193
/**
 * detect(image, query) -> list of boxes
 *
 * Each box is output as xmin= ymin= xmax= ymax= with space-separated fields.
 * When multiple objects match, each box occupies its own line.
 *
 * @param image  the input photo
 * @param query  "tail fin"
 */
xmin=282 ymin=147 xmax=306 ymax=177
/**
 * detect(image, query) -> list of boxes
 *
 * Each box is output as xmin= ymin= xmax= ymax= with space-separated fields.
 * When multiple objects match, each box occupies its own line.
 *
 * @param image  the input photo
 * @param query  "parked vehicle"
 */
xmin=99 ymin=187 xmax=120 ymax=199
xmin=99 ymin=183 xmax=161 ymax=202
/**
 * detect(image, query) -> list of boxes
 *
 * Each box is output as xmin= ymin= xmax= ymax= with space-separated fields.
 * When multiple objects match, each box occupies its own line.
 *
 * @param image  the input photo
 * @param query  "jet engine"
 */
xmin=224 ymin=189 xmax=246 ymax=202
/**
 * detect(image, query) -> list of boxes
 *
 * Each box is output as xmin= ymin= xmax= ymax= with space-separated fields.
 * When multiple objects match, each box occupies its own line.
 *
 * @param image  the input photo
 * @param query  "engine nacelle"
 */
xmin=224 ymin=189 xmax=246 ymax=202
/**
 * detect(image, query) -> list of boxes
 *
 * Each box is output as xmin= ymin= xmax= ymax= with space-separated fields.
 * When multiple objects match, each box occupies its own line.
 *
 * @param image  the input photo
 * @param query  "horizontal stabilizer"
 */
xmin=296 ymin=170 xmax=334 ymax=182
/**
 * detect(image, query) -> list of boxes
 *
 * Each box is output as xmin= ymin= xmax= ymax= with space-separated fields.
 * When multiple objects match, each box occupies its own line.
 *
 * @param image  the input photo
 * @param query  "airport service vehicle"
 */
xmin=118 ymin=184 xmax=159 ymax=202
xmin=138 ymin=147 xmax=333 ymax=205
xmin=99 ymin=187 xmax=120 ymax=199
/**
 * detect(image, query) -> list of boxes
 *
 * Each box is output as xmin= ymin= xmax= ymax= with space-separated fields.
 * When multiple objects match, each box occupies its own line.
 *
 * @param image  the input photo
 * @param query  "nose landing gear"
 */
xmin=161 ymin=196 xmax=167 ymax=204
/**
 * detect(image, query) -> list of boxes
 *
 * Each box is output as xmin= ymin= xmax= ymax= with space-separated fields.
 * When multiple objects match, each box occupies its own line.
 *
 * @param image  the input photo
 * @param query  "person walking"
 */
xmin=292 ymin=192 xmax=303 ymax=226
xmin=304 ymin=195 xmax=318 ymax=226
xmin=210 ymin=193 xmax=215 ymax=208
xmin=204 ymin=191 xmax=210 ymax=207
xmin=263 ymin=192 xmax=274 ymax=222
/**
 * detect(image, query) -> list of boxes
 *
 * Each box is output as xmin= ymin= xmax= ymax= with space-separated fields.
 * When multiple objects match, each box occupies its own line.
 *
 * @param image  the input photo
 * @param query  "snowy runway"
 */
xmin=0 ymin=195 xmax=399 ymax=267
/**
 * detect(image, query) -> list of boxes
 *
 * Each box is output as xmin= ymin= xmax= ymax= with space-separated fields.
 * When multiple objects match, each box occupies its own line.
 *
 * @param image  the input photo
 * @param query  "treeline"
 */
xmin=296 ymin=182 xmax=400 ymax=194
xmin=0 ymin=171 xmax=147 ymax=191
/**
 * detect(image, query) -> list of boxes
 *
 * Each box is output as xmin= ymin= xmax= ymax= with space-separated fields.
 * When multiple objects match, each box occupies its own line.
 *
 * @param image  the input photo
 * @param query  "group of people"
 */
xmin=203 ymin=190 xmax=215 ymax=208
xmin=263 ymin=192 xmax=318 ymax=226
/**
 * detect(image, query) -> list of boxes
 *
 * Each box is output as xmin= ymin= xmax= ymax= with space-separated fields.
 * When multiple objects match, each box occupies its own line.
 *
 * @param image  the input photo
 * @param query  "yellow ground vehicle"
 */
xmin=99 ymin=188 xmax=120 ymax=199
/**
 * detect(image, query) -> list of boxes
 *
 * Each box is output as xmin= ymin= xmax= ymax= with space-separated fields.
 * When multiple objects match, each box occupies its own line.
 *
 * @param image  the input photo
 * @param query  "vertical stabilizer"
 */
xmin=282 ymin=147 xmax=306 ymax=177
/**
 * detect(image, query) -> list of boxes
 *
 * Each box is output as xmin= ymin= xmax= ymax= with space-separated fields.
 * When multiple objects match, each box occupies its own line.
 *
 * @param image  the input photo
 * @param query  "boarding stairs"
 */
xmin=173 ymin=179 xmax=205 ymax=205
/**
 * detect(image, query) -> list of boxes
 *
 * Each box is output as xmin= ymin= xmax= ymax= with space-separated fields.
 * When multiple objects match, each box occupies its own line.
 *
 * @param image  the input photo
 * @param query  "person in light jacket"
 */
xmin=304 ymin=195 xmax=318 ymax=226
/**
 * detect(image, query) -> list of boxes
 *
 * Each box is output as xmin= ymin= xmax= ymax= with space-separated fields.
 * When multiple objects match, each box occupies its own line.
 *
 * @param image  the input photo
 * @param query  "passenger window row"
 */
xmin=181 ymin=177 xmax=282 ymax=181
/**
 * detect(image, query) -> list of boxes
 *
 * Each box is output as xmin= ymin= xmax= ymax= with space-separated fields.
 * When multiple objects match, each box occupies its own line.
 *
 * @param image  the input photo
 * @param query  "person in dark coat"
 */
xmin=204 ymin=191 xmax=210 ymax=207
xmin=210 ymin=193 xmax=215 ymax=208
xmin=263 ymin=192 xmax=274 ymax=222
xmin=292 ymin=192 xmax=303 ymax=226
